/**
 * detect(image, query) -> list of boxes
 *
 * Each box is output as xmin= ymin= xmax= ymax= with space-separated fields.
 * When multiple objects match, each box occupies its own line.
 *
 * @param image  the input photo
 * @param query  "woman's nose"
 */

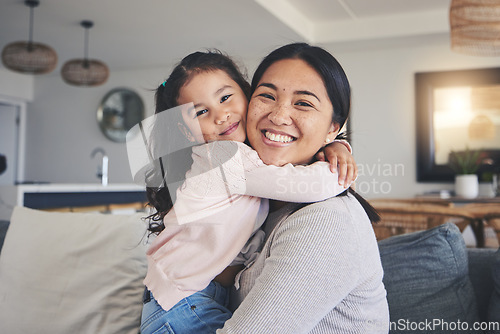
xmin=214 ymin=108 xmax=230 ymax=125
xmin=268 ymin=103 xmax=292 ymax=125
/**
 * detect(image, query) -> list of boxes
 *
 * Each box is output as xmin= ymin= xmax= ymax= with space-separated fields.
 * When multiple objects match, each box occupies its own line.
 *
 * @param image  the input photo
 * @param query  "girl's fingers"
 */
xmin=337 ymin=162 xmax=348 ymax=187
xmin=344 ymin=163 xmax=355 ymax=188
xmin=324 ymin=149 xmax=338 ymax=173
xmin=316 ymin=151 xmax=326 ymax=162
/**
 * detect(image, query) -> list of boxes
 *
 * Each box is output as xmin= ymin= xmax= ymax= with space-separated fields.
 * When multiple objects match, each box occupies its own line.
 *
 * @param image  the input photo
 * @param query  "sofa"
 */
xmin=0 ymin=206 xmax=499 ymax=334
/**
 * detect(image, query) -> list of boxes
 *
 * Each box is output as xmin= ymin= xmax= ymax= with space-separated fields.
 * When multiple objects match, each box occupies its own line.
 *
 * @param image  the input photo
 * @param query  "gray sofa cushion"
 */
xmin=0 ymin=207 xmax=147 ymax=334
xmin=379 ymin=223 xmax=481 ymax=333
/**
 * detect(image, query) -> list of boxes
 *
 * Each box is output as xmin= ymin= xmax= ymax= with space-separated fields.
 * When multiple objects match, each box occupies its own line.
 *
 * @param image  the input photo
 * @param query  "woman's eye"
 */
xmin=258 ymin=93 xmax=275 ymax=101
xmin=194 ymin=109 xmax=208 ymax=118
xmin=296 ymin=101 xmax=313 ymax=108
xmin=220 ymin=94 xmax=232 ymax=103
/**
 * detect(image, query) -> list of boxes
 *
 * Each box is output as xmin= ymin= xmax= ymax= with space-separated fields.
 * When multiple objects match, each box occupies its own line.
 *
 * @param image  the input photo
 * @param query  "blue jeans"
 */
xmin=140 ymin=281 xmax=232 ymax=334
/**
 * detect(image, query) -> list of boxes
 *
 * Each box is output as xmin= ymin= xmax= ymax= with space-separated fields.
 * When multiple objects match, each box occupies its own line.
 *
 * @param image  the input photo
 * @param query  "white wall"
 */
xmin=2 ymin=41 xmax=499 ymax=197
xmin=23 ymin=67 xmax=170 ymax=184
xmin=21 ymin=55 xmax=257 ymax=185
xmin=0 ymin=69 xmax=33 ymax=186
xmin=0 ymin=68 xmax=34 ymax=101
xmin=331 ymin=40 xmax=500 ymax=198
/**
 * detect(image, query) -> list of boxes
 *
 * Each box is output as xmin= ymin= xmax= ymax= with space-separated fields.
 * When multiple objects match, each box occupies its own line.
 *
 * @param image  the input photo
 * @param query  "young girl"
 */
xmin=137 ymin=51 xmax=357 ymax=334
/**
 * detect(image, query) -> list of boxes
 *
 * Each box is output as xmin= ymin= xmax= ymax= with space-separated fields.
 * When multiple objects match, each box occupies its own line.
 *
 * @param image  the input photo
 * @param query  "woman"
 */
xmin=217 ymin=43 xmax=389 ymax=333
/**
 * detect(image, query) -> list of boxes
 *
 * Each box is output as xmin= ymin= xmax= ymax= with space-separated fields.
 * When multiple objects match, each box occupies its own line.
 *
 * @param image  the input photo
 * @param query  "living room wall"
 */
xmin=24 ymin=66 xmax=160 ymax=185
xmin=329 ymin=39 xmax=500 ymax=198
xmin=0 ymin=69 xmax=33 ymax=101
xmin=4 ymin=40 xmax=500 ymax=198
xmin=22 ymin=55 xmax=257 ymax=186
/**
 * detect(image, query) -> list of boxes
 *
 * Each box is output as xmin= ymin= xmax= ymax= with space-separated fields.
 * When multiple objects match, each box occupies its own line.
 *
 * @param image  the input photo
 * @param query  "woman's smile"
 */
xmin=262 ymin=129 xmax=296 ymax=145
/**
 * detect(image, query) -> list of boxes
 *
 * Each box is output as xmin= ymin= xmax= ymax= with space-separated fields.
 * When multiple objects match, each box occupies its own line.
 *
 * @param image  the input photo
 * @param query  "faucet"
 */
xmin=91 ymin=147 xmax=108 ymax=186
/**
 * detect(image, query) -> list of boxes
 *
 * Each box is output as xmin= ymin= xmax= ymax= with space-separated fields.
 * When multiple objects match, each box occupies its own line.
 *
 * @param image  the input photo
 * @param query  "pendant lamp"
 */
xmin=1 ymin=0 xmax=57 ymax=74
xmin=61 ymin=20 xmax=109 ymax=87
xmin=450 ymin=0 xmax=500 ymax=56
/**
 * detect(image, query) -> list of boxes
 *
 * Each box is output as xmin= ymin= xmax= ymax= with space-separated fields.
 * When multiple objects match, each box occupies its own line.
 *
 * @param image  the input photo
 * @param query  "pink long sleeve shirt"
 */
xmin=144 ymin=141 xmax=350 ymax=311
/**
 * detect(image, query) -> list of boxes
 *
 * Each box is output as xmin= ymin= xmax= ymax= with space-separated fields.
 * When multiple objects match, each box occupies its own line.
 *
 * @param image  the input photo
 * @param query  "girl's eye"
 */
xmin=194 ymin=109 xmax=208 ymax=118
xmin=220 ymin=94 xmax=232 ymax=103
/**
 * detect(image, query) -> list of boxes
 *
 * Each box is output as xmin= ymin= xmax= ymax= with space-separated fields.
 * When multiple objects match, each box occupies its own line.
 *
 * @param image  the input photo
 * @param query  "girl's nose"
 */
xmin=214 ymin=108 xmax=230 ymax=125
xmin=268 ymin=103 xmax=292 ymax=126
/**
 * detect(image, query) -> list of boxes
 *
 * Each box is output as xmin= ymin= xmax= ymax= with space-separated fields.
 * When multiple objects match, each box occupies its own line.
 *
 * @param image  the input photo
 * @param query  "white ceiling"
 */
xmin=0 ymin=0 xmax=452 ymax=73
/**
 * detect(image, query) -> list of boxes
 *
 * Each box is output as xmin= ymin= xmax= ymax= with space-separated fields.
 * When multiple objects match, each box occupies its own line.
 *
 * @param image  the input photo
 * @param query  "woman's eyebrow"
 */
xmin=257 ymin=83 xmax=320 ymax=102
xmin=295 ymin=90 xmax=320 ymax=102
xmin=256 ymin=82 xmax=277 ymax=90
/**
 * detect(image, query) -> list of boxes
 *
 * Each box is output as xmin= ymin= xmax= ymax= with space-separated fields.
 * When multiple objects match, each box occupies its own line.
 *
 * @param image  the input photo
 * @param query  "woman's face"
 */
xmin=247 ymin=58 xmax=339 ymax=166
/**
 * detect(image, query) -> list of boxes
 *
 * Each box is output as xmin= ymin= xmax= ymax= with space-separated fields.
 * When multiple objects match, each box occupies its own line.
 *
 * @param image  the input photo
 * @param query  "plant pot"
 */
xmin=455 ymin=174 xmax=479 ymax=198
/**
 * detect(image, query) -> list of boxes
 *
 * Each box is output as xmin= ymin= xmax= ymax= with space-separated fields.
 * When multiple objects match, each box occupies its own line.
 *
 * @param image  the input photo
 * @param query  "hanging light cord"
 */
xmin=83 ymin=27 xmax=89 ymax=67
xmin=26 ymin=0 xmax=39 ymax=51
xmin=28 ymin=5 xmax=33 ymax=44
xmin=81 ymin=20 xmax=93 ymax=68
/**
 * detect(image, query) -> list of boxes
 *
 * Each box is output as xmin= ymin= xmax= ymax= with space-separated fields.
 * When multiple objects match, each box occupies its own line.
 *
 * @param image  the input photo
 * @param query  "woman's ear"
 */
xmin=324 ymin=123 xmax=341 ymax=146
xmin=177 ymin=122 xmax=196 ymax=142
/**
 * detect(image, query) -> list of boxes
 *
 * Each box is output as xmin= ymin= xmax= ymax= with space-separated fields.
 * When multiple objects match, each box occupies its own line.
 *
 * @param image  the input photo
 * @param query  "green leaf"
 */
xmin=448 ymin=147 xmax=481 ymax=175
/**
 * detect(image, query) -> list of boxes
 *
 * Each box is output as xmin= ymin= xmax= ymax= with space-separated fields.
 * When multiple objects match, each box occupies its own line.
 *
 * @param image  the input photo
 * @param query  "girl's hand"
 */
xmin=316 ymin=141 xmax=358 ymax=188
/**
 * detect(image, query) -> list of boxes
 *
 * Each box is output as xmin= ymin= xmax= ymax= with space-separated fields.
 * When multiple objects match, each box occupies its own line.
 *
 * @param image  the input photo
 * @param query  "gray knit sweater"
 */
xmin=217 ymin=194 xmax=389 ymax=334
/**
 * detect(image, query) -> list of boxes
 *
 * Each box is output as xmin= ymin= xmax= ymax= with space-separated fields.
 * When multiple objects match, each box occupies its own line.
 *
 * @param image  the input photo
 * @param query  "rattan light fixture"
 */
xmin=61 ymin=20 xmax=109 ymax=87
xmin=1 ymin=0 xmax=57 ymax=74
xmin=450 ymin=0 xmax=500 ymax=56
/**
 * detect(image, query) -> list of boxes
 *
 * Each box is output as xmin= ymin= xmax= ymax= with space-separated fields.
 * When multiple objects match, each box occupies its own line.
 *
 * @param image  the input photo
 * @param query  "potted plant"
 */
xmin=448 ymin=147 xmax=482 ymax=198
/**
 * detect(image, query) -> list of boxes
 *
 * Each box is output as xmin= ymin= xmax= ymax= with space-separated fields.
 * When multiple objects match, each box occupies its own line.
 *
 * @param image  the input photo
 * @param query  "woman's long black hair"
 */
xmin=251 ymin=43 xmax=380 ymax=223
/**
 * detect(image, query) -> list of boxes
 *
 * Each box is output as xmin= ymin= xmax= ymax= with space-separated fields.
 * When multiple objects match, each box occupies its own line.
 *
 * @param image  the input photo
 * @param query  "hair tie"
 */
xmin=162 ymin=81 xmax=167 ymax=87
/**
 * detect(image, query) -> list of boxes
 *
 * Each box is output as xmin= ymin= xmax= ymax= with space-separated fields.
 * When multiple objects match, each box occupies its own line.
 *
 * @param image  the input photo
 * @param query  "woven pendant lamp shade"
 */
xmin=2 ymin=41 xmax=57 ymax=74
xmin=450 ymin=0 xmax=500 ymax=56
xmin=61 ymin=59 xmax=109 ymax=87
xmin=60 ymin=20 xmax=109 ymax=87
xmin=1 ymin=0 xmax=57 ymax=74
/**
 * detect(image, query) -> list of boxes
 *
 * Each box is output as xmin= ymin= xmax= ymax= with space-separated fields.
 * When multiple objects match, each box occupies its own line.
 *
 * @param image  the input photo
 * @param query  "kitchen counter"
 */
xmin=0 ymin=184 xmax=146 ymax=220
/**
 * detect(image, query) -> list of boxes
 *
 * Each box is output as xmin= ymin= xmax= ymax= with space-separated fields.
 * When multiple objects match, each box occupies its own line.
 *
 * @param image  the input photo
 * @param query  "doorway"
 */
xmin=0 ymin=101 xmax=24 ymax=185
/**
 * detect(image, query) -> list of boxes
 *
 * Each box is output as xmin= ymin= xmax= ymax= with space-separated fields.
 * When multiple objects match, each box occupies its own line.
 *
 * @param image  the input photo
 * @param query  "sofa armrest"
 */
xmin=379 ymin=223 xmax=482 ymax=332
xmin=468 ymin=248 xmax=497 ymax=322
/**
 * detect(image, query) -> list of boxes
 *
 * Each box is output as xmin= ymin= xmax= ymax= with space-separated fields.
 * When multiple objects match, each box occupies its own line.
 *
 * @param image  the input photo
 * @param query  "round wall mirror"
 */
xmin=97 ymin=88 xmax=145 ymax=142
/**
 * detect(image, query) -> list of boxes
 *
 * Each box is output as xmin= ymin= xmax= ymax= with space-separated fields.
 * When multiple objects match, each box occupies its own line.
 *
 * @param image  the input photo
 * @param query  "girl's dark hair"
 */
xmin=251 ymin=43 xmax=379 ymax=223
xmin=146 ymin=50 xmax=251 ymax=234
xmin=155 ymin=50 xmax=251 ymax=114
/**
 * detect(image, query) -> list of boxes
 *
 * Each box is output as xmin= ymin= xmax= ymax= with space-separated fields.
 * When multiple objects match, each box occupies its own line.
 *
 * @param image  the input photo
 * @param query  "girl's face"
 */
xmin=178 ymin=69 xmax=248 ymax=143
xmin=247 ymin=59 xmax=339 ymax=166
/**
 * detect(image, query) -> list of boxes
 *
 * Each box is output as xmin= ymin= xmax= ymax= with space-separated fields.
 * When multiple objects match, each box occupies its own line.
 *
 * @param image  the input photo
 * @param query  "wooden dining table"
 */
xmin=456 ymin=202 xmax=500 ymax=248
xmin=371 ymin=197 xmax=500 ymax=247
